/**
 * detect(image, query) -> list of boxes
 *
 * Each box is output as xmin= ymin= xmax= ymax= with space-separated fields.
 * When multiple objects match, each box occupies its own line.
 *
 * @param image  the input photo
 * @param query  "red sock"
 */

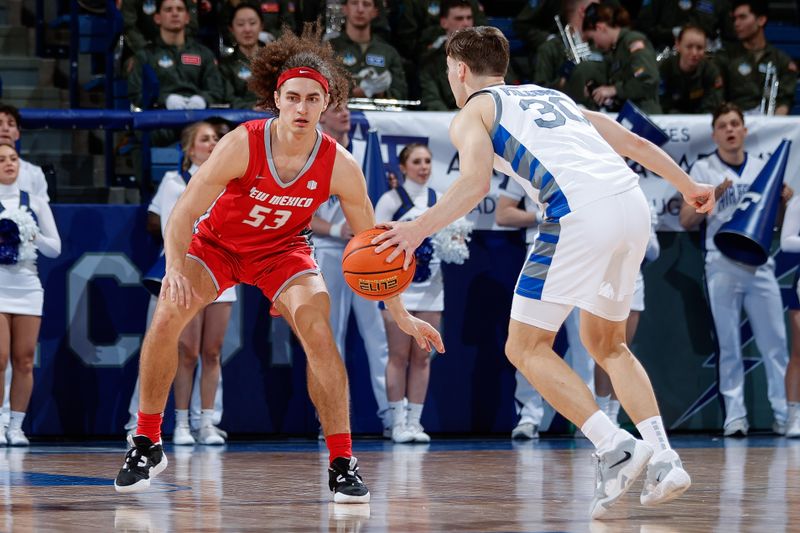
xmin=326 ymin=433 xmax=352 ymax=463
xmin=136 ymin=411 xmax=164 ymax=444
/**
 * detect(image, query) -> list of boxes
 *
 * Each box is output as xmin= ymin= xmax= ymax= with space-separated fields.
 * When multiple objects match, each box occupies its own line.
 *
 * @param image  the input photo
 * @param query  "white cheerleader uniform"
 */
xmin=374 ymin=179 xmax=443 ymax=312
xmin=0 ymin=182 xmax=61 ymax=316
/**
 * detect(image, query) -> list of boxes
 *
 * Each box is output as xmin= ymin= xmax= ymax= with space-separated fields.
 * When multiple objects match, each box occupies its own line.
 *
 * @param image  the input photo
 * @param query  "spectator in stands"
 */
xmin=374 ymin=144 xmax=441 ymax=443
xmin=152 ymin=121 xmax=235 ymax=445
xmin=127 ymin=0 xmax=225 ymax=111
xmin=715 ymin=1 xmax=798 ymax=115
xmin=0 ymin=105 xmax=49 ymax=202
xmin=0 ymin=143 xmax=61 ymax=446
xmin=122 ymin=0 xmax=199 ymax=53
xmin=220 ymin=3 xmax=264 ymax=109
xmin=330 ymin=0 xmax=408 ymax=99
xmin=419 ymin=0 xmax=476 ymax=110
xmin=310 ymin=104 xmax=392 ymax=437
xmin=659 ymin=24 xmax=725 ymax=114
xmin=512 ymin=0 xmax=561 ymax=60
xmin=533 ymin=0 xmax=608 ymax=110
xmin=582 ymin=2 xmax=662 ymax=113
xmin=394 ymin=0 xmax=486 ymax=61
xmin=635 ymin=0 xmax=735 ymax=52
xmin=219 ymin=0 xmax=297 ymax=46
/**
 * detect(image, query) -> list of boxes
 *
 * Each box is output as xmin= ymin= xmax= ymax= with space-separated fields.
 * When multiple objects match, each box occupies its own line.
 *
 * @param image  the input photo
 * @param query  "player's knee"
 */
xmin=200 ymin=347 xmax=222 ymax=366
xmin=297 ymin=320 xmax=336 ymax=356
xmin=11 ymin=353 xmax=34 ymax=375
xmin=178 ymin=345 xmax=200 ymax=367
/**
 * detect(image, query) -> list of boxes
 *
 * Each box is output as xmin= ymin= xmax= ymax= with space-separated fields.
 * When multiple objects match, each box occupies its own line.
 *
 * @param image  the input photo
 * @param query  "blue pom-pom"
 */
xmin=0 ymin=219 xmax=21 ymax=265
xmin=413 ymin=238 xmax=435 ymax=283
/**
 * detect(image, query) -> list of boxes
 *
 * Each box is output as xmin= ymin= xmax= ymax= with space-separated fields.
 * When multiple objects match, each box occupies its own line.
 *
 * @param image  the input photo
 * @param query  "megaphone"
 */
xmin=363 ymin=128 xmax=389 ymax=207
xmin=616 ymin=100 xmax=669 ymax=147
xmin=142 ymin=253 xmax=166 ymax=296
xmin=714 ymin=139 xmax=791 ymax=266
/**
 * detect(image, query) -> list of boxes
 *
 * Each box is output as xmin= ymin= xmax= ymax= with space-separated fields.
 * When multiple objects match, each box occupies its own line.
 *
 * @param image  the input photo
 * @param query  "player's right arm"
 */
xmin=373 ymin=94 xmax=495 ymax=267
xmin=161 ymin=126 xmax=249 ymax=307
xmin=780 ymin=196 xmax=800 ymax=253
xmin=582 ymin=109 xmax=715 ymax=214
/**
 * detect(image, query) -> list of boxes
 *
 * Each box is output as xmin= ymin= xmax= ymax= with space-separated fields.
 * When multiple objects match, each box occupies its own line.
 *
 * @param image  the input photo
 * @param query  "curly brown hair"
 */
xmin=249 ymin=23 xmax=351 ymax=114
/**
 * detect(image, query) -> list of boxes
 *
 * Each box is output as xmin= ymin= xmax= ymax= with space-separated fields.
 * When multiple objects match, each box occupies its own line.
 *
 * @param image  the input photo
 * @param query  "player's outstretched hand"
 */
xmin=684 ymin=182 xmax=716 ymax=214
xmin=395 ymin=313 xmax=445 ymax=354
xmin=161 ymin=267 xmax=196 ymax=309
xmin=372 ymin=221 xmax=425 ymax=270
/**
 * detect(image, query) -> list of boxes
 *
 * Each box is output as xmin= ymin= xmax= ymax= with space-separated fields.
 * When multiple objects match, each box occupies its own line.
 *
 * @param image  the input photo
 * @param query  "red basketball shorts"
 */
xmin=186 ymin=233 xmax=320 ymax=309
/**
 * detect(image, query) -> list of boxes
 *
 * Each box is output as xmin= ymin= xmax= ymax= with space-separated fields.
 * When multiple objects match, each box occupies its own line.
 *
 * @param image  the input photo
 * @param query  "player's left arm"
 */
xmin=583 ymin=109 xmax=715 ymax=214
xmin=331 ymin=145 xmax=444 ymax=353
xmin=373 ymin=94 xmax=495 ymax=266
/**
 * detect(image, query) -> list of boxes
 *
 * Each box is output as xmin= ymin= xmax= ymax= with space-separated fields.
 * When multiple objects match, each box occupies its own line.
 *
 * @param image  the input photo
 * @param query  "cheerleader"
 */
xmin=0 ymin=143 xmax=61 ymax=446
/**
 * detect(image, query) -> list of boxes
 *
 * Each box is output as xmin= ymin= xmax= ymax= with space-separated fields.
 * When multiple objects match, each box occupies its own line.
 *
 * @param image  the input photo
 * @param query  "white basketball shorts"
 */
xmin=511 ymin=186 xmax=650 ymax=331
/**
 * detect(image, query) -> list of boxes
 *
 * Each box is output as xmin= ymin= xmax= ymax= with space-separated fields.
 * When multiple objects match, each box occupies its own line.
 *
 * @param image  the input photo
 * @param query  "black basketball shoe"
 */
xmin=328 ymin=456 xmax=370 ymax=503
xmin=114 ymin=435 xmax=168 ymax=493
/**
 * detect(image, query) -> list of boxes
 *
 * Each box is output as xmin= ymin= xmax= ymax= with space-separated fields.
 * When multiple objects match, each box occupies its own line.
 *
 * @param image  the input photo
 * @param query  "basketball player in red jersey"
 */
xmin=114 ymin=25 xmax=444 ymax=502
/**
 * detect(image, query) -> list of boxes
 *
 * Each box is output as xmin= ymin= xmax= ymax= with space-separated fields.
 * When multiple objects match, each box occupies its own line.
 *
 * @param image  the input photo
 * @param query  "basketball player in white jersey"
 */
xmin=374 ymin=27 xmax=715 ymax=519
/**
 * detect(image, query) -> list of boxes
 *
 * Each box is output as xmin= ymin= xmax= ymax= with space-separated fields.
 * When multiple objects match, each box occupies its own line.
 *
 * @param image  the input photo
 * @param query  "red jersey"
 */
xmin=195 ymin=118 xmax=335 ymax=257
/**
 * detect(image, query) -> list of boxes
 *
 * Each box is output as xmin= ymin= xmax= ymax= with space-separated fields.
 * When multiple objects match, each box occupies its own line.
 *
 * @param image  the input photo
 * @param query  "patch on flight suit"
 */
xmin=181 ymin=54 xmax=202 ymax=66
xmin=737 ymin=62 xmax=751 ymax=76
xmin=158 ymin=55 xmax=174 ymax=68
xmin=366 ymin=54 xmax=386 ymax=67
xmin=629 ymin=40 xmax=645 ymax=53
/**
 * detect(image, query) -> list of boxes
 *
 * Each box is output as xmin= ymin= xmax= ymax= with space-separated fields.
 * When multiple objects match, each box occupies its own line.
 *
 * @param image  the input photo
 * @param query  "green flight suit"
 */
xmin=533 ymin=37 xmax=608 ymax=110
xmin=122 ymin=0 xmax=200 ymax=51
xmin=219 ymin=46 xmax=260 ymax=109
xmin=127 ymin=36 xmax=225 ymax=108
xmin=607 ymin=29 xmax=662 ymax=113
xmin=715 ymin=42 xmax=798 ymax=112
xmin=659 ymin=54 xmax=724 ymax=113
xmin=394 ymin=0 xmax=487 ymax=59
xmin=635 ymin=0 xmax=735 ymax=51
xmin=330 ymin=33 xmax=408 ymax=99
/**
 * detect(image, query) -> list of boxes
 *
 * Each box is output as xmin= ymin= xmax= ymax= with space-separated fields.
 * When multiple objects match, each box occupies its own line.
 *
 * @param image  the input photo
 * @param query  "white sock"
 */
xmin=607 ymin=399 xmax=621 ymax=424
xmin=389 ymin=401 xmax=405 ymax=427
xmin=596 ymin=394 xmax=611 ymax=412
xmin=789 ymin=401 xmax=800 ymax=412
xmin=636 ymin=415 xmax=671 ymax=451
xmin=200 ymin=409 xmax=215 ymax=428
xmin=9 ymin=411 xmax=25 ymax=431
xmin=175 ymin=409 xmax=190 ymax=428
xmin=581 ymin=410 xmax=619 ymax=449
xmin=407 ymin=403 xmax=424 ymax=427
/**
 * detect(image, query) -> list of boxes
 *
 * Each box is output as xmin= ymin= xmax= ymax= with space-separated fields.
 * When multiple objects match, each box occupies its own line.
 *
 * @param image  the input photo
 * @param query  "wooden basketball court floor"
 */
xmin=0 ymin=435 xmax=798 ymax=532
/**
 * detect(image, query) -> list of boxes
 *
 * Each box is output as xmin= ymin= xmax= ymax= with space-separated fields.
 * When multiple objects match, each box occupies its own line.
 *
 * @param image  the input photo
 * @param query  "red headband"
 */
xmin=276 ymin=67 xmax=330 ymax=93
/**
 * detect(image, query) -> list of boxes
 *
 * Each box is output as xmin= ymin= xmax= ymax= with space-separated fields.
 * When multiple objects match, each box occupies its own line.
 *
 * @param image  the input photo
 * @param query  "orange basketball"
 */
xmin=342 ymin=228 xmax=416 ymax=301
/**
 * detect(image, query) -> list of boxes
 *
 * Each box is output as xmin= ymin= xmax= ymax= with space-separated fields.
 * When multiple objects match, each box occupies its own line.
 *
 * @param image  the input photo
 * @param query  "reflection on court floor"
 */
xmin=0 ymin=436 xmax=798 ymax=532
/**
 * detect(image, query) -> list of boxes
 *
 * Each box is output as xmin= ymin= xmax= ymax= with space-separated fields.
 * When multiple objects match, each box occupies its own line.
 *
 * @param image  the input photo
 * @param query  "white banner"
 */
xmin=357 ymin=112 xmax=800 ymax=231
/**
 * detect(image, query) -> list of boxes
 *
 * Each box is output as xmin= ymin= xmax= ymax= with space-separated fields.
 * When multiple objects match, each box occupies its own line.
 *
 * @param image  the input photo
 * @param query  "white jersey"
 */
xmin=689 ymin=151 xmax=764 ymax=253
xmin=478 ymin=84 xmax=638 ymax=220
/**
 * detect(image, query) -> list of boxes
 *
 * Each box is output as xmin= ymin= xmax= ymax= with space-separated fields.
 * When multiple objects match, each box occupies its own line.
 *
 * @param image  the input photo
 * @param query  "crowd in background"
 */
xmin=121 ymin=0 xmax=798 ymax=122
